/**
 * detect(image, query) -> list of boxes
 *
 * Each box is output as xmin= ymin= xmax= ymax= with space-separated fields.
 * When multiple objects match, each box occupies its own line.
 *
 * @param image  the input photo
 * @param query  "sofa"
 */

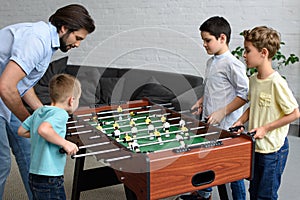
xmin=34 ymin=56 xmax=204 ymax=112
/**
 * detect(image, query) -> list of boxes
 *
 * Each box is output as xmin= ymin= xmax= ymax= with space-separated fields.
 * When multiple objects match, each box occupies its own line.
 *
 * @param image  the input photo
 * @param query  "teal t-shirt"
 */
xmin=22 ymin=106 xmax=69 ymax=176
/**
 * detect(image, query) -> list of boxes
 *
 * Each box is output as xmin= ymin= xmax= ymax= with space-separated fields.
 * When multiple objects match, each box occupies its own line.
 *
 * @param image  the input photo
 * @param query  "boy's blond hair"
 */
xmin=243 ymin=26 xmax=281 ymax=58
xmin=49 ymin=74 xmax=81 ymax=103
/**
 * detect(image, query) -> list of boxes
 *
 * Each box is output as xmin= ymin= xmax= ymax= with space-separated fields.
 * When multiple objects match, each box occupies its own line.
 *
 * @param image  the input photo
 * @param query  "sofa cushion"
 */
xmin=130 ymin=76 xmax=176 ymax=104
xmin=76 ymin=67 xmax=102 ymax=106
xmin=34 ymin=56 xmax=68 ymax=105
xmin=34 ymin=84 xmax=51 ymax=105
xmin=99 ymin=77 xmax=125 ymax=104
xmin=120 ymin=68 xmax=203 ymax=101
xmin=38 ymin=56 xmax=68 ymax=87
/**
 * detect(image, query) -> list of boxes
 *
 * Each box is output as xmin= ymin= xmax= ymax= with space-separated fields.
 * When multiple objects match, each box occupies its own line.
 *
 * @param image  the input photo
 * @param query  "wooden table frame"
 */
xmin=67 ymin=100 xmax=255 ymax=200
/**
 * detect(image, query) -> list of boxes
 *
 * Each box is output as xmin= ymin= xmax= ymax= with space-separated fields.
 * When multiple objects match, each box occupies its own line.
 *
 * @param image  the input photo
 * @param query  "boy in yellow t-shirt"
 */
xmin=234 ymin=26 xmax=299 ymax=200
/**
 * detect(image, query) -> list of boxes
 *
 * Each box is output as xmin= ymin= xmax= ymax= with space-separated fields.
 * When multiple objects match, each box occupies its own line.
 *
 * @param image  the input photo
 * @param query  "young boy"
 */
xmin=18 ymin=74 xmax=81 ymax=200
xmin=178 ymin=16 xmax=249 ymax=200
xmin=233 ymin=26 xmax=299 ymax=200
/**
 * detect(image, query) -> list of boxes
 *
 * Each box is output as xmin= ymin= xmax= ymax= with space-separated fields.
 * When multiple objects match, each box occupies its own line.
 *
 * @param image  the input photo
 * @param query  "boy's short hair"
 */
xmin=243 ymin=26 xmax=281 ymax=58
xmin=49 ymin=74 xmax=81 ymax=103
xmin=199 ymin=16 xmax=231 ymax=44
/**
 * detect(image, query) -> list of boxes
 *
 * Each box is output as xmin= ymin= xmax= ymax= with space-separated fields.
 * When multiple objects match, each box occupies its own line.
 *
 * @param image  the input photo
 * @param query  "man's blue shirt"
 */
xmin=0 ymin=21 xmax=59 ymax=120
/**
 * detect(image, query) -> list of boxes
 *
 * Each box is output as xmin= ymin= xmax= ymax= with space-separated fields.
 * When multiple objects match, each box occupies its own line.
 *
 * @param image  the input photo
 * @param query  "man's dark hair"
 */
xmin=49 ymin=4 xmax=95 ymax=34
xmin=199 ymin=16 xmax=231 ymax=44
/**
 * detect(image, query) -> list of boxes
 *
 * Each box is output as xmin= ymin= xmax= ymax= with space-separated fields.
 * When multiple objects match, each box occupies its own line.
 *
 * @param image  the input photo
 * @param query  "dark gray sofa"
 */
xmin=34 ymin=56 xmax=204 ymax=111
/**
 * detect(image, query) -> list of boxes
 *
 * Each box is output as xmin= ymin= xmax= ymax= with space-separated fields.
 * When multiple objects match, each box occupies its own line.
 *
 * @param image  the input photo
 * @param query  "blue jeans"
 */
xmin=249 ymin=137 xmax=289 ymax=200
xmin=29 ymin=173 xmax=66 ymax=200
xmin=0 ymin=115 xmax=32 ymax=199
xmin=197 ymin=187 xmax=212 ymax=199
xmin=198 ymin=180 xmax=245 ymax=200
xmin=231 ymin=179 xmax=246 ymax=200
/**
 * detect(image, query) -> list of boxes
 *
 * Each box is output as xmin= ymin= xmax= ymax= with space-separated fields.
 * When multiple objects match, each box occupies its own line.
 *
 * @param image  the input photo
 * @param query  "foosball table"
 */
xmin=65 ymin=99 xmax=255 ymax=200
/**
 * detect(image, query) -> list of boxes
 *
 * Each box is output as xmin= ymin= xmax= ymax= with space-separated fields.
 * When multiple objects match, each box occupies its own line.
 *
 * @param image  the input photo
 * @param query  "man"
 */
xmin=0 ymin=4 xmax=95 ymax=199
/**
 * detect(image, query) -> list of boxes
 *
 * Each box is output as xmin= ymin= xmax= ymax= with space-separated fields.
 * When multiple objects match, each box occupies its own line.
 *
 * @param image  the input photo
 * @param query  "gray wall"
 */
xmin=1 ymin=0 xmax=299 ymax=100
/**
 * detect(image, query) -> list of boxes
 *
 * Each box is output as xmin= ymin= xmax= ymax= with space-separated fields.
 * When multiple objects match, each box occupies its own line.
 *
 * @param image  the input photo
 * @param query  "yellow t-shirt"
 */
xmin=248 ymin=72 xmax=298 ymax=153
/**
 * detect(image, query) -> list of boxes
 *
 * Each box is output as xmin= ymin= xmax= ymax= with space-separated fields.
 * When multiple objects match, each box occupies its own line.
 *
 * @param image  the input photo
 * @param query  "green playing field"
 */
xmin=89 ymin=112 xmax=207 ymax=153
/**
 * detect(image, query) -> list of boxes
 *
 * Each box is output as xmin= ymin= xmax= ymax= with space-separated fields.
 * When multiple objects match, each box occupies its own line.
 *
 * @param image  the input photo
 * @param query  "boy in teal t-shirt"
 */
xmin=18 ymin=74 xmax=81 ymax=200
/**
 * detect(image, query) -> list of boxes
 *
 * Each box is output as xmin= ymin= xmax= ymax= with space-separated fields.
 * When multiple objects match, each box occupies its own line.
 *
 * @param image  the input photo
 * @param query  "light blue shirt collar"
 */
xmin=213 ymin=50 xmax=231 ymax=60
xmin=48 ymin=22 xmax=60 ymax=50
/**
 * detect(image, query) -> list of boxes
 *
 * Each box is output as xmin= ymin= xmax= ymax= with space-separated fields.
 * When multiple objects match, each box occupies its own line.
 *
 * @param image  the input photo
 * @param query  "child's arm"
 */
xmin=231 ymin=107 xmax=250 ymax=133
xmin=18 ymin=126 xmax=31 ymax=138
xmin=208 ymin=96 xmax=247 ymax=124
xmin=191 ymin=97 xmax=203 ymax=115
xmin=38 ymin=121 xmax=79 ymax=155
xmin=250 ymin=108 xmax=299 ymax=139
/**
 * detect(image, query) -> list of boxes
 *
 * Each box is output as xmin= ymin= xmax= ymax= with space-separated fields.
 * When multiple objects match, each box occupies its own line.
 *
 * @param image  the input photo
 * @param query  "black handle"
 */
xmin=59 ymin=148 xmax=76 ymax=159
xmin=247 ymin=131 xmax=256 ymax=137
xmin=229 ymin=125 xmax=245 ymax=132
xmin=59 ymin=148 xmax=66 ymax=154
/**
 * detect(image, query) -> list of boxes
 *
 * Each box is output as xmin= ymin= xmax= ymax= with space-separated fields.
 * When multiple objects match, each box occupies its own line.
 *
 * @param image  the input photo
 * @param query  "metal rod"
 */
xmin=78 ymin=141 xmax=111 ymax=149
xmin=68 ymin=129 xmax=93 ymax=136
xmin=105 ymin=155 xmax=132 ymax=163
xmin=73 ymin=148 xmax=120 ymax=158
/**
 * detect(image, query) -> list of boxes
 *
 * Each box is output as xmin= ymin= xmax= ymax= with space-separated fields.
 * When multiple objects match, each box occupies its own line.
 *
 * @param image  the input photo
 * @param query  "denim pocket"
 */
xmin=48 ymin=176 xmax=64 ymax=188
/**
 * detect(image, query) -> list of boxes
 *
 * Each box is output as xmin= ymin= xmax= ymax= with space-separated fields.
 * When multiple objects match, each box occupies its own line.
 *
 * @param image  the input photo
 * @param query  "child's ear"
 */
xmin=261 ymin=48 xmax=269 ymax=58
xmin=68 ymin=96 xmax=74 ymax=107
xmin=219 ymin=33 xmax=227 ymax=44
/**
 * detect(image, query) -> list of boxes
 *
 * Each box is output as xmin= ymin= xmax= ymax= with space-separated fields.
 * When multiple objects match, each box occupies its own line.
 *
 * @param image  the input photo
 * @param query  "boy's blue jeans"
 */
xmin=0 ymin=115 xmax=32 ymax=199
xmin=231 ymin=179 xmax=246 ymax=200
xmin=198 ymin=179 xmax=246 ymax=200
xmin=249 ymin=137 xmax=289 ymax=200
xmin=29 ymin=173 xmax=66 ymax=200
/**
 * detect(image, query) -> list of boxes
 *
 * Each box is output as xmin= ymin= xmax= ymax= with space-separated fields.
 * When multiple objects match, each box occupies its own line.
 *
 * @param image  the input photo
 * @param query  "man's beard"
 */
xmin=59 ymin=32 xmax=71 ymax=53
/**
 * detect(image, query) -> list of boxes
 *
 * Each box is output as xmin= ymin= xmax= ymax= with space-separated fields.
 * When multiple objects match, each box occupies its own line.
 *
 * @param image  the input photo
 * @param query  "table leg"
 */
xmin=217 ymin=184 xmax=232 ymax=200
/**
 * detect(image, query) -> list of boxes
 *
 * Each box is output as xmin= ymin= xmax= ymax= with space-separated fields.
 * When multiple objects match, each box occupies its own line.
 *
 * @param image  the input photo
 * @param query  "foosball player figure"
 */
xmin=96 ymin=123 xmax=106 ymax=133
xmin=91 ymin=112 xmax=98 ymax=123
xmin=95 ymin=118 xmax=105 ymax=128
xmin=154 ymin=128 xmax=163 ymax=145
xmin=131 ymin=124 xmax=138 ymax=138
xmin=161 ymin=114 xmax=166 ymax=123
xmin=117 ymin=105 xmax=123 ymax=121
xmin=123 ymin=133 xmax=133 ymax=148
xmin=163 ymin=121 xmax=170 ymax=137
xmin=131 ymin=140 xmax=140 ymax=153
xmin=145 ymin=116 xmax=151 ymax=125
xmin=130 ymin=111 xmax=137 ymax=116
xmin=113 ymin=126 xmax=121 ymax=142
xmin=148 ymin=121 xmax=155 ymax=140
xmin=113 ymin=120 xmax=119 ymax=129
xmin=179 ymin=118 xmax=186 ymax=128
xmin=181 ymin=125 xmax=189 ymax=136
xmin=117 ymin=105 xmax=123 ymax=113
xmin=176 ymin=133 xmax=186 ymax=148
xmin=129 ymin=117 xmax=136 ymax=127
